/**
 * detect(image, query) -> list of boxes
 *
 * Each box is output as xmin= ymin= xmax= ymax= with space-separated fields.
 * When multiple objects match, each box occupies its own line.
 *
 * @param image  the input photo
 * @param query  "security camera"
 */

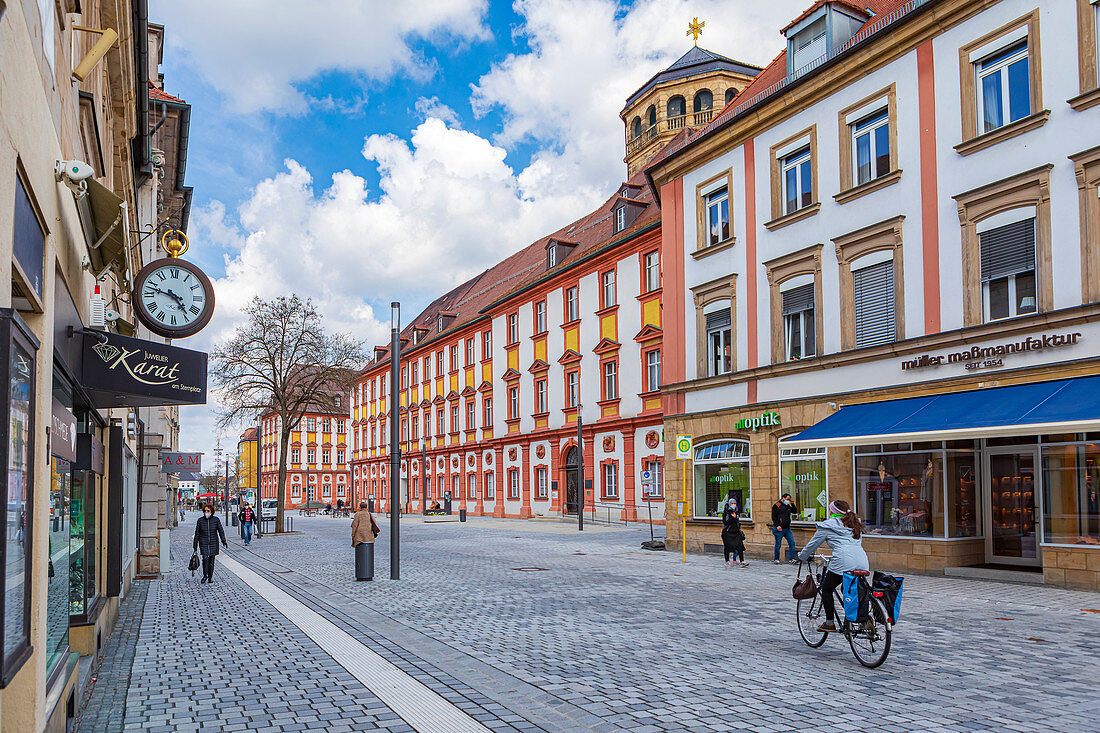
xmin=55 ymin=159 xmax=95 ymax=183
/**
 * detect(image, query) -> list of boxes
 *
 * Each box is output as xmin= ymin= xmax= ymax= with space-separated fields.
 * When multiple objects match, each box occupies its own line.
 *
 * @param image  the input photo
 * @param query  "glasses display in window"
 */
xmin=780 ymin=448 xmax=827 ymax=522
xmin=693 ymin=441 xmax=750 ymax=519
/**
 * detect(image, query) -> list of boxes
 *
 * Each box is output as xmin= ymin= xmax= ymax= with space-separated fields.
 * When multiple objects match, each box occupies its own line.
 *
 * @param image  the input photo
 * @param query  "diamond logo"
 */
xmin=93 ymin=342 xmax=120 ymax=363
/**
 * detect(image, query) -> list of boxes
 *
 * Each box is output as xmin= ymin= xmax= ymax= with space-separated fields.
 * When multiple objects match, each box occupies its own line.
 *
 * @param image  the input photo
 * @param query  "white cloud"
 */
xmin=414 ymin=96 xmax=462 ymax=127
xmin=151 ymin=0 xmax=491 ymax=113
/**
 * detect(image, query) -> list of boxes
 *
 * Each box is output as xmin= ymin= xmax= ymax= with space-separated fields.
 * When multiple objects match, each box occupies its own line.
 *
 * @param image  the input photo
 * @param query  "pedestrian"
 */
xmin=771 ymin=493 xmax=798 ymax=564
xmin=237 ymin=502 xmax=258 ymax=546
xmin=351 ymin=500 xmax=379 ymax=581
xmin=797 ymin=500 xmax=869 ymax=632
xmin=179 ymin=505 xmax=185 ymax=523
xmin=193 ymin=503 xmax=228 ymax=584
xmin=722 ymin=497 xmax=747 ymax=567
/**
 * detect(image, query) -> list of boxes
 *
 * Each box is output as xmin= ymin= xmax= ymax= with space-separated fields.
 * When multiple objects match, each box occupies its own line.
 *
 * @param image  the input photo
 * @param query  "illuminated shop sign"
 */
xmin=900 ymin=331 xmax=1082 ymax=372
xmin=735 ymin=411 xmax=780 ymax=431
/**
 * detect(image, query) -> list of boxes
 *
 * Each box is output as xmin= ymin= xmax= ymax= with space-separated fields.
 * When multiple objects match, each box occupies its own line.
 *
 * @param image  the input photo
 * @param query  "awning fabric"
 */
xmin=780 ymin=375 xmax=1100 ymax=449
xmin=74 ymin=179 xmax=129 ymax=281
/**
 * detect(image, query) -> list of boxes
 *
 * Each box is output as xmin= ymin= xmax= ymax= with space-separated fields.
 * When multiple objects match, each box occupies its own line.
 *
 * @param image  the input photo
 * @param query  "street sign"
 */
xmin=641 ymin=469 xmax=652 ymax=482
xmin=677 ymin=501 xmax=686 ymax=516
xmin=675 ymin=435 xmax=693 ymax=460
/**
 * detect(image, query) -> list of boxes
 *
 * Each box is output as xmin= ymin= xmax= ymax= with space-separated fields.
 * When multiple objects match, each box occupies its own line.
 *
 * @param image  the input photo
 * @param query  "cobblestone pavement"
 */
xmin=81 ymin=514 xmax=1100 ymax=733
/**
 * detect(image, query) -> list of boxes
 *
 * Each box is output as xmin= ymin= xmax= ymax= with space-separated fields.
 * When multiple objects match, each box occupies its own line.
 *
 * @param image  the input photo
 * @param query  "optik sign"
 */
xmin=735 ymin=411 xmax=780 ymax=431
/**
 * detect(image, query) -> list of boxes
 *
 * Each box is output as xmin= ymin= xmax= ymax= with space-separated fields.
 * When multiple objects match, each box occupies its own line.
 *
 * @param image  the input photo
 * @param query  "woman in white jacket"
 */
xmin=797 ymin=500 xmax=869 ymax=632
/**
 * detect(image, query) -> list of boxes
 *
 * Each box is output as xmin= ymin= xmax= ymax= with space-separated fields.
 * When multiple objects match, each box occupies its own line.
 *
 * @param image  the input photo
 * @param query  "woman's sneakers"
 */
xmin=724 ymin=560 xmax=733 ymax=567
xmin=817 ymin=621 xmax=837 ymax=632
xmin=739 ymin=561 xmax=749 ymax=567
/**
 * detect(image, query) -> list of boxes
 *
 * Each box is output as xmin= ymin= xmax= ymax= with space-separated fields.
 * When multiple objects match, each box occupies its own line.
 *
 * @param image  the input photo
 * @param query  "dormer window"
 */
xmin=784 ymin=3 xmax=867 ymax=78
xmin=790 ymin=17 xmax=826 ymax=73
xmin=615 ymin=206 xmax=626 ymax=232
xmin=548 ymin=245 xmax=557 ymax=268
xmin=437 ymin=315 xmax=444 ymax=333
xmin=334 ymin=395 xmax=342 ymax=409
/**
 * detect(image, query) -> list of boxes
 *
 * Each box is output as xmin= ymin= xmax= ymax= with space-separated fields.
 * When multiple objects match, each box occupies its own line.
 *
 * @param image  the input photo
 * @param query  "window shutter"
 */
xmin=705 ymin=309 xmax=730 ymax=332
xmin=853 ymin=260 xmax=895 ymax=348
xmin=782 ymin=283 xmax=814 ymax=314
xmin=979 ymin=218 xmax=1035 ymax=281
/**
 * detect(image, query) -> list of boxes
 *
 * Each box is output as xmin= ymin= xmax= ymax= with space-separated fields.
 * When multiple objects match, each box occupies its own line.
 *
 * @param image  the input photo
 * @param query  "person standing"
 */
xmin=722 ymin=497 xmax=747 ymax=567
xmin=771 ymin=493 xmax=798 ymax=564
xmin=237 ymin=502 xmax=258 ymax=546
xmin=351 ymin=500 xmax=379 ymax=581
xmin=179 ymin=505 xmax=185 ymax=523
xmin=194 ymin=504 xmax=228 ymax=583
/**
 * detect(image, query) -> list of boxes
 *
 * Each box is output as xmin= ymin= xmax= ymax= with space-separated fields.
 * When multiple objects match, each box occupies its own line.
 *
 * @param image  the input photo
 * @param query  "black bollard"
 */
xmin=355 ymin=542 xmax=374 ymax=581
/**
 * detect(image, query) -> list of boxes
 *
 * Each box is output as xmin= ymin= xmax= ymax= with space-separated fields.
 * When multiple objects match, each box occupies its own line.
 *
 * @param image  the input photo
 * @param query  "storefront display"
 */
xmin=69 ymin=469 xmax=96 ymax=617
xmin=693 ymin=440 xmax=750 ymax=518
xmin=1042 ymin=438 xmax=1100 ymax=546
xmin=47 ymin=456 xmax=71 ymax=672
xmin=779 ymin=447 xmax=827 ymax=522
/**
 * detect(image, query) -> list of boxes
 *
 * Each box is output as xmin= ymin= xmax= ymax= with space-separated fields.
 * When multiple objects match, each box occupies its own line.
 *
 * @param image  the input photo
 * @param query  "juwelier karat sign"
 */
xmin=735 ymin=411 xmax=781 ymax=431
xmin=901 ymin=331 xmax=1082 ymax=373
xmin=81 ymin=330 xmax=207 ymax=408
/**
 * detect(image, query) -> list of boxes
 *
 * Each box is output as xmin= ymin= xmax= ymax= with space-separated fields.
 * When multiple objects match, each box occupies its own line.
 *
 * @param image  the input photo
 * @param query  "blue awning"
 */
xmin=780 ymin=375 xmax=1100 ymax=449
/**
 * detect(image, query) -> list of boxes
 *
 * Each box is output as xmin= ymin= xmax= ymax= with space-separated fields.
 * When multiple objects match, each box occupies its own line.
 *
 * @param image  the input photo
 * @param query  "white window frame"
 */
xmin=536 ymin=379 xmax=547 ymax=414
xmin=781 ymin=147 xmax=813 ymax=215
xmin=706 ymin=187 xmax=730 ymax=246
xmin=850 ymin=108 xmax=889 ymax=186
xmin=466 ymin=401 xmax=475 ymax=429
xmin=784 ymin=309 xmax=815 ymax=361
xmin=536 ymin=467 xmax=548 ymax=499
xmin=508 ymin=387 xmax=519 ymax=419
xmin=467 ymin=474 xmax=476 ymax=500
xmin=567 ymin=371 xmax=579 ymax=407
xmin=615 ymin=206 xmax=626 ymax=232
xmin=508 ymin=313 xmax=518 ymax=344
xmin=975 ymin=41 xmax=1030 ymax=134
xmin=705 ymin=307 xmax=732 ymax=377
xmin=508 ymin=470 xmax=520 ymax=500
xmin=603 ymin=361 xmax=618 ymax=400
xmin=644 ymin=460 xmax=663 ymax=498
xmin=482 ymin=331 xmax=491 ymax=359
xmin=602 ymin=270 xmax=616 ymax=308
xmin=535 ymin=301 xmax=546 ymax=333
xmin=566 ymin=286 xmax=579 ymax=322
xmin=603 ymin=463 xmax=619 ymax=499
xmin=644 ymin=251 xmax=660 ymax=292
xmin=485 ymin=472 xmax=495 ymax=500
xmin=548 ymin=245 xmax=557 ymax=268
xmin=646 ymin=349 xmax=661 ymax=391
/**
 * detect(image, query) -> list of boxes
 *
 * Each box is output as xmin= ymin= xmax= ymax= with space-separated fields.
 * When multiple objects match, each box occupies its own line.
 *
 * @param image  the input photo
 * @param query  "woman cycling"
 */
xmin=797 ymin=500 xmax=868 ymax=632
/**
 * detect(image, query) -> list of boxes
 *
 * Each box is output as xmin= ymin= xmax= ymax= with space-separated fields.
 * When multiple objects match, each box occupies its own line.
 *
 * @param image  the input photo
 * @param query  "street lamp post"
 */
xmin=389 ymin=302 xmax=401 ymax=580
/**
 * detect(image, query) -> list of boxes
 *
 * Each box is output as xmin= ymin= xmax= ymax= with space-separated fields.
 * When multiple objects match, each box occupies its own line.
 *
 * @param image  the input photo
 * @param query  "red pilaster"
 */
xmin=519 ymin=444 xmax=532 ymax=519
xmin=621 ymin=429 xmax=637 ymax=522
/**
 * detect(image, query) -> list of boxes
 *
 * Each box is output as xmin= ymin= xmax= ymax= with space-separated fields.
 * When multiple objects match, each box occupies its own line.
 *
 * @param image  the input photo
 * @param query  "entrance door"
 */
xmin=307 ymin=486 xmax=315 ymax=502
xmin=564 ymin=447 xmax=579 ymax=515
xmin=983 ymin=446 xmax=1041 ymax=566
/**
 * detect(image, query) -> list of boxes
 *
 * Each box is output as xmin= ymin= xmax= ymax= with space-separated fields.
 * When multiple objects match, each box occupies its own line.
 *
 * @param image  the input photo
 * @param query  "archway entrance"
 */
xmin=564 ymin=447 xmax=580 ymax=515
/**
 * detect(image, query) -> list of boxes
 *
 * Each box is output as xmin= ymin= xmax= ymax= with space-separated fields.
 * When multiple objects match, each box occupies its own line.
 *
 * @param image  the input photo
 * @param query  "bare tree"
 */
xmin=211 ymin=296 xmax=364 ymax=532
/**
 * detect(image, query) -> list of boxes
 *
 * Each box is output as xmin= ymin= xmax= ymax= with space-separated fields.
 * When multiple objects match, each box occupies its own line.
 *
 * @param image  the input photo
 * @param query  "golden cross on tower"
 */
xmin=687 ymin=17 xmax=705 ymax=45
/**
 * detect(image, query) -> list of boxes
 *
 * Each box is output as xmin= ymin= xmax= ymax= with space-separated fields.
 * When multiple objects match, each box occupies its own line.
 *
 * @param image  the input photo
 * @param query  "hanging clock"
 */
xmin=132 ymin=230 xmax=215 ymax=339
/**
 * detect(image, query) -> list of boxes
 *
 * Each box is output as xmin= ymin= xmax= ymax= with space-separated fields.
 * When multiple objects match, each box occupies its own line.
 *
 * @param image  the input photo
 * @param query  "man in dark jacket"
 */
xmin=194 ymin=504 xmax=228 ymax=583
xmin=237 ymin=502 xmax=258 ymax=546
xmin=771 ymin=493 xmax=798 ymax=564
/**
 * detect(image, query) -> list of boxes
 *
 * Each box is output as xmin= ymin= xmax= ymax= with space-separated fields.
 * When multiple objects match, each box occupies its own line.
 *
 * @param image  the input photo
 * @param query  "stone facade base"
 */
xmin=1042 ymin=547 xmax=1100 ymax=590
xmin=863 ymin=537 xmax=984 ymax=575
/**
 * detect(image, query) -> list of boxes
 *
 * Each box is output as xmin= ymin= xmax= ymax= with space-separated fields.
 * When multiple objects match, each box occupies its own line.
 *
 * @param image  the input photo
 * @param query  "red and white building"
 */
xmin=259 ymin=401 xmax=351 ymax=509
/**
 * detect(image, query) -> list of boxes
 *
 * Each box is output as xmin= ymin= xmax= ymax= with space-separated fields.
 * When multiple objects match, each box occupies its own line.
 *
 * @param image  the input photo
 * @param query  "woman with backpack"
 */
xmin=193 ymin=503 xmax=228 ymax=583
xmin=722 ymin=497 xmax=747 ymax=567
xmin=797 ymin=500 xmax=869 ymax=632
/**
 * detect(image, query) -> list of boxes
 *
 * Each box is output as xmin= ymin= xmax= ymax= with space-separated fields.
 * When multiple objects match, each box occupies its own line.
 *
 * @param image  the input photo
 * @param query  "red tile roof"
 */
xmin=149 ymin=82 xmax=184 ymax=103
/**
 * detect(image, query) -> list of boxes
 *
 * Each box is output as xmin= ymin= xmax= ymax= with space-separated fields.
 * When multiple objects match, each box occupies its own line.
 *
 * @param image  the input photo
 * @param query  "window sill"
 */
xmin=954 ymin=110 xmax=1050 ymax=157
xmin=1068 ymin=88 xmax=1100 ymax=112
xmin=595 ymin=304 xmax=620 ymax=318
xmin=690 ymin=237 xmax=737 ymax=260
xmin=636 ymin=287 xmax=662 ymax=301
xmin=764 ymin=202 xmax=821 ymax=231
xmin=560 ymin=318 xmax=581 ymax=329
xmin=833 ymin=169 xmax=902 ymax=205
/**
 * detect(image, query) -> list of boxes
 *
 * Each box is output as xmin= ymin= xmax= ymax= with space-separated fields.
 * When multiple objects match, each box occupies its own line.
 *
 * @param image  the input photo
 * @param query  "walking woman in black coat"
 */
xmin=193 ymin=504 xmax=228 ymax=583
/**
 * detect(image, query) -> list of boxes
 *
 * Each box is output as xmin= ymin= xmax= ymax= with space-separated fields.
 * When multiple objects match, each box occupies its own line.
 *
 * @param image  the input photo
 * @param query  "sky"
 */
xmin=150 ymin=0 xmax=807 ymax=467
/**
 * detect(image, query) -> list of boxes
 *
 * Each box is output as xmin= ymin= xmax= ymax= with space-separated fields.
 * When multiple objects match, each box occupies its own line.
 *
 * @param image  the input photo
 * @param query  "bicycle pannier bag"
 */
xmin=842 ymin=572 xmax=870 ymax=623
xmin=792 ymin=573 xmax=817 ymax=600
xmin=872 ymin=571 xmax=904 ymax=623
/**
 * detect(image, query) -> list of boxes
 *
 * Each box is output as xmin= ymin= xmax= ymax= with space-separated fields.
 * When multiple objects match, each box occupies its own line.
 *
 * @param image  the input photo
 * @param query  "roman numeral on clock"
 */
xmin=189 ymin=305 xmax=201 ymax=315
xmin=170 ymin=268 xmax=179 ymax=278
xmin=156 ymin=310 xmax=166 ymax=320
xmin=170 ymin=315 xmax=178 ymax=325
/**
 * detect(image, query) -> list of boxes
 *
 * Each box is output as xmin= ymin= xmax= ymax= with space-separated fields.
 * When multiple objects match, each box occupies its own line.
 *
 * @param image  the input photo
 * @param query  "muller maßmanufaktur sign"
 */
xmin=81 ymin=330 xmax=207 ymax=407
xmin=900 ymin=331 xmax=1083 ymax=372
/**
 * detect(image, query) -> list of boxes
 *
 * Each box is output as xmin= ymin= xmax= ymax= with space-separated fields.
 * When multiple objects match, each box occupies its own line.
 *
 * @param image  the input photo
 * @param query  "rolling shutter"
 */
xmin=705 ymin=309 xmax=730 ymax=332
xmin=782 ymin=283 xmax=814 ymax=314
xmin=853 ymin=260 xmax=895 ymax=348
xmin=979 ymin=218 xmax=1035 ymax=281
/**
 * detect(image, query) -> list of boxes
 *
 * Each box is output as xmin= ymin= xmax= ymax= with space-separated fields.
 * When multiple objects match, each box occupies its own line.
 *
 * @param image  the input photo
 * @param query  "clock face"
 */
xmin=133 ymin=258 xmax=215 ymax=338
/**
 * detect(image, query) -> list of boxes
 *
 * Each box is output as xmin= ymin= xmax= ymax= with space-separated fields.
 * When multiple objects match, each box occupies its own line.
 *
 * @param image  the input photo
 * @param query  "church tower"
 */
xmin=622 ymin=18 xmax=761 ymax=176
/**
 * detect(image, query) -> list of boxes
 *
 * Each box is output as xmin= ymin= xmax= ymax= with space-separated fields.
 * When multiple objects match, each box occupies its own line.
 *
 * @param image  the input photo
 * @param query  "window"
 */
xmin=370 ymin=426 xmax=376 ymax=448
xmin=644 ymin=251 xmax=660 ymax=292
xmin=401 ymin=418 xmax=408 ymax=442
xmin=782 ymin=283 xmax=816 ymax=360
xmin=437 ymin=350 xmax=444 ymax=374
xmin=705 ymin=308 xmax=732 ymax=376
xmin=401 ymin=365 xmax=408 ymax=388
xmin=603 ymin=463 xmax=618 ymax=499
xmin=411 ymin=415 xmax=419 ymax=440
xmin=780 ymin=446 xmax=828 ymax=522
xmin=293 ymin=485 xmax=301 ymax=498
xmin=646 ymin=350 xmax=661 ymax=391
xmin=508 ymin=470 xmax=520 ymax=500
xmin=644 ymin=460 xmax=663 ymax=498
xmin=706 ymin=187 xmax=730 ymax=245
xmin=536 ymin=379 xmax=547 ymax=414
xmin=603 ymin=361 xmax=618 ymax=400
xmin=467 ymin=474 xmax=477 ymax=500
xmin=437 ymin=408 xmax=445 ymax=436
xmin=508 ymin=313 xmax=518 ymax=344
xmin=337 ymin=484 xmax=345 ymax=498
xmin=483 ymin=398 xmax=492 ymax=427
xmin=411 ymin=362 xmax=418 ymax=385
xmin=449 ymin=345 xmax=458 ymax=371
xmin=1042 ymin=438 xmax=1100 ymax=545
xmin=536 ymin=467 xmax=548 ymax=499
xmin=438 ymin=476 xmax=445 ymax=497
xmin=508 ymin=387 xmax=519 ymax=419
xmin=322 ymin=418 xmax=331 ymax=432
xmin=307 ymin=417 xmax=317 ymax=432
xmin=981 ymin=216 xmax=1037 ymax=322
xmin=850 ymin=109 xmax=889 ymax=186
xmin=693 ymin=441 xmax=750 ymax=519
xmin=322 ymin=449 xmax=331 ymax=464
xmin=853 ymin=259 xmax=896 ymax=347
xmin=482 ymin=331 xmax=491 ymax=359
xmin=424 ymin=357 xmax=431 ymax=381
xmin=451 ymin=404 xmax=459 ymax=432
xmin=466 ymin=338 xmax=474 ymax=366
xmin=322 ymin=484 xmax=331 ymax=498
xmin=790 ymin=16 xmax=826 ymax=72
xmin=485 ymin=472 xmax=495 ymax=500
xmin=334 ymin=395 xmax=341 ymax=409
xmin=602 ymin=271 xmax=616 ymax=308
xmin=566 ymin=371 xmax=579 ymax=407
xmin=548 ymin=245 xmax=557 ymax=268
xmin=566 ymin=286 xmax=579 ymax=322
xmin=976 ymin=41 xmax=1030 ymax=134
xmin=337 ymin=420 xmax=345 ymax=434
xmin=535 ymin=301 xmax=546 ymax=333
xmin=782 ymin=147 xmax=813 ymax=215
xmin=452 ymin=475 xmax=459 ymax=500
xmin=424 ymin=412 xmax=431 ymax=438
xmin=307 ymin=449 xmax=316 ymax=464
xmin=292 ymin=448 xmax=300 ymax=463
xmin=615 ymin=206 xmax=626 ymax=232
xmin=466 ymin=401 xmax=475 ymax=429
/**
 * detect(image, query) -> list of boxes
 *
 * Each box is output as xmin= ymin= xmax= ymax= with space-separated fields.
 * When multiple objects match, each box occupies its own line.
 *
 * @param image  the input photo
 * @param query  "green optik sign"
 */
xmin=735 ymin=411 xmax=780 ymax=431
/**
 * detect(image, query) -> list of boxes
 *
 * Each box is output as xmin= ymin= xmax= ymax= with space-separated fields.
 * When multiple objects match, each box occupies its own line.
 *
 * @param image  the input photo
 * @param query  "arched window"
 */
xmin=646 ymin=105 xmax=657 ymax=129
xmin=631 ymin=116 xmax=642 ymax=139
xmin=692 ymin=440 xmax=750 ymax=519
xmin=693 ymin=89 xmax=713 ymax=112
xmin=725 ymin=87 xmax=737 ymax=105
xmin=666 ymin=96 xmax=686 ymax=128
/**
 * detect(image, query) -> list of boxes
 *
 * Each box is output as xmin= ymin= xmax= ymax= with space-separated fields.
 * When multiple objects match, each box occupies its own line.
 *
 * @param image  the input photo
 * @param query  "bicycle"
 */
xmin=795 ymin=555 xmax=892 ymax=668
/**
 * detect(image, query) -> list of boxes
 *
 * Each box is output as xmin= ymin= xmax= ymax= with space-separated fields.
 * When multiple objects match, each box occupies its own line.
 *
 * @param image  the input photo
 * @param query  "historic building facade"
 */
xmin=259 ymin=405 xmax=351 ymax=509
xmin=649 ymin=0 xmax=1100 ymax=588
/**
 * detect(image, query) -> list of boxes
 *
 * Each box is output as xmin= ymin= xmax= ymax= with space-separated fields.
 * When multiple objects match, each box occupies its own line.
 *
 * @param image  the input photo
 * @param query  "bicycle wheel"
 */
xmin=846 ymin=596 xmax=892 ymax=668
xmin=796 ymin=595 xmax=828 ymax=648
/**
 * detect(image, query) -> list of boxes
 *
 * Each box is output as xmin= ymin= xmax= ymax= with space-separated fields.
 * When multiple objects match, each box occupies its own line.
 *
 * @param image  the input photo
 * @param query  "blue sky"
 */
xmin=150 ymin=0 xmax=803 ymax=464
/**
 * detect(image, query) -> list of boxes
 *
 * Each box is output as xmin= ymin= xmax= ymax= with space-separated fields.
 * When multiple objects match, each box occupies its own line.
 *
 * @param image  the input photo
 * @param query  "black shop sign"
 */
xmin=81 ymin=330 xmax=207 ymax=407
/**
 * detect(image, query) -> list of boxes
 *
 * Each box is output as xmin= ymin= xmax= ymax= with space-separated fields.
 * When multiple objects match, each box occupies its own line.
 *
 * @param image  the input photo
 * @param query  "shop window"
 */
xmin=782 ymin=283 xmax=816 ymax=360
xmin=980 ymin=215 xmax=1037 ymax=322
xmin=536 ymin=467 xmax=548 ymax=499
xmin=644 ymin=460 xmax=663 ymax=498
xmin=508 ymin=470 xmax=520 ymax=500
xmin=644 ymin=251 xmax=660 ymax=292
xmin=69 ymin=467 xmax=97 ymax=618
xmin=603 ymin=463 xmax=618 ymax=499
xmin=1041 ymin=440 xmax=1100 ymax=546
xmin=47 ymin=456 xmax=70 ymax=673
xmin=565 ymin=286 xmax=579 ymax=322
xmin=693 ymin=441 xmax=750 ymax=519
xmin=780 ymin=447 xmax=828 ymax=522
xmin=485 ymin=472 xmax=495 ymax=500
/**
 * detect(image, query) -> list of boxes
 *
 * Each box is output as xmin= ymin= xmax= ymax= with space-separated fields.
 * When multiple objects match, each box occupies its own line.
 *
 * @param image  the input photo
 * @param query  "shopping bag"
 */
xmin=872 ymin=571 xmax=904 ymax=623
xmin=188 ymin=553 xmax=200 ymax=576
xmin=842 ymin=573 xmax=870 ymax=623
